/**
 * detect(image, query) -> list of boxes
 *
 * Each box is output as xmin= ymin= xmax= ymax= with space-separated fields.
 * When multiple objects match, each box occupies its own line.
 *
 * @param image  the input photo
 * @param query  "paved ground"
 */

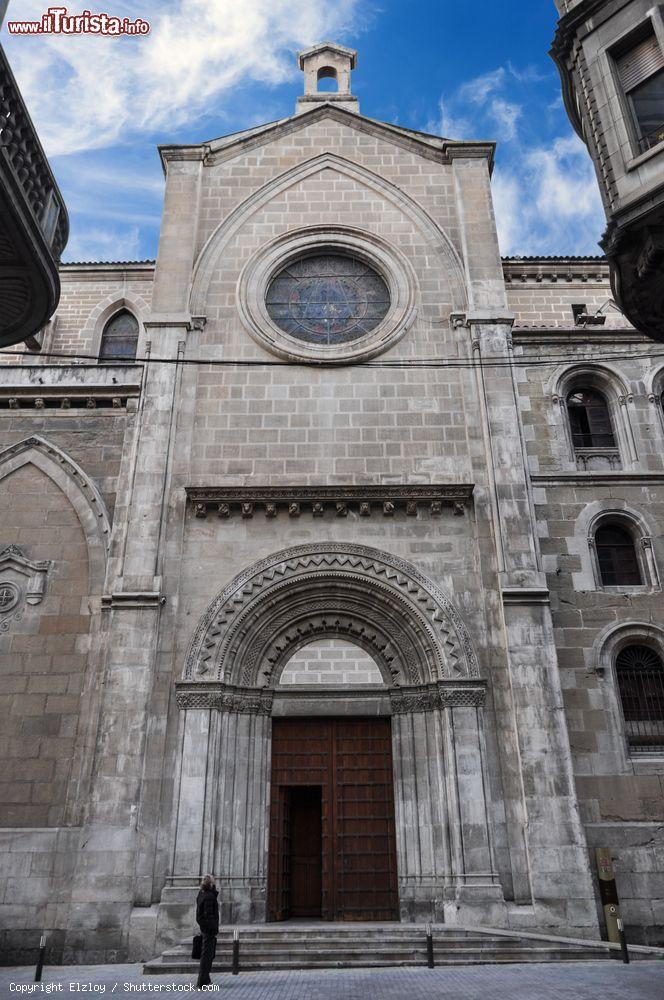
xmin=2 ymin=962 xmax=664 ymax=999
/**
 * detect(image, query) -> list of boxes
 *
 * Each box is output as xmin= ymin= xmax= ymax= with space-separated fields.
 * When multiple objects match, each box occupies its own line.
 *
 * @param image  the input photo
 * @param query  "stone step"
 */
xmin=144 ymin=927 xmax=609 ymax=974
xmin=160 ymin=934 xmax=519 ymax=952
xmin=145 ymin=949 xmax=606 ymax=974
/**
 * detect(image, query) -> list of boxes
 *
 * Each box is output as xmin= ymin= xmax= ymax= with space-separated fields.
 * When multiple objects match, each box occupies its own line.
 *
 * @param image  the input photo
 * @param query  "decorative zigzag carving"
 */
xmin=184 ymin=544 xmax=479 ymax=685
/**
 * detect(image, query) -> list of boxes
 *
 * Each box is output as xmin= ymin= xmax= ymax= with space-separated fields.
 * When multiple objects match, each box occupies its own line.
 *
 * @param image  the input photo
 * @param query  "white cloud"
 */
xmin=458 ymin=68 xmax=505 ymax=106
xmin=493 ymin=134 xmax=604 ymax=255
xmin=489 ymin=97 xmax=521 ymax=141
xmin=64 ymin=223 xmax=141 ymax=262
xmin=435 ymin=65 xmax=606 ymax=255
xmin=5 ymin=0 xmax=362 ymax=156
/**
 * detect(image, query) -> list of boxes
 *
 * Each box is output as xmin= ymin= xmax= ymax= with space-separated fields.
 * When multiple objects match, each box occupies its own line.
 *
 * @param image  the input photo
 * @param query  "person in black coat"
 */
xmin=196 ymin=874 xmax=219 ymax=989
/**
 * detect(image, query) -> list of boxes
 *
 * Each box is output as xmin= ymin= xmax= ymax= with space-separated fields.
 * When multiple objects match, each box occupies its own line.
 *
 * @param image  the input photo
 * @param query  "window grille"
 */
xmin=616 ymin=645 xmax=664 ymax=753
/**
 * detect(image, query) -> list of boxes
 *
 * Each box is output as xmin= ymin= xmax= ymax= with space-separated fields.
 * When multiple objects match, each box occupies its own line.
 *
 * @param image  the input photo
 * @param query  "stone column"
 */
xmin=212 ymin=707 xmax=272 ymax=924
xmin=451 ymin=150 xmax=599 ymax=936
xmin=390 ymin=685 xmax=503 ymax=923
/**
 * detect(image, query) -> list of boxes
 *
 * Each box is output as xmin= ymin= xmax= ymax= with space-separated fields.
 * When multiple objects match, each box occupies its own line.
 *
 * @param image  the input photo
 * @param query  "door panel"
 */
xmin=268 ymin=717 xmax=398 ymax=922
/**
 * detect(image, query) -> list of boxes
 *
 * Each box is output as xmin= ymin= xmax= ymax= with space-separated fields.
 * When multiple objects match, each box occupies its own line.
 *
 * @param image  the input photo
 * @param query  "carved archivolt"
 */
xmin=184 ymin=544 xmax=479 ymax=686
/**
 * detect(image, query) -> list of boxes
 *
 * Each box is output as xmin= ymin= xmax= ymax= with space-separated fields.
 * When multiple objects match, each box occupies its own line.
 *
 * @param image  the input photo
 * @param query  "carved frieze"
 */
xmin=176 ymin=683 xmax=274 ymax=715
xmin=185 ymin=484 xmax=474 ymax=520
xmin=175 ymin=680 xmax=484 ymax=715
xmin=390 ymin=682 xmax=486 ymax=714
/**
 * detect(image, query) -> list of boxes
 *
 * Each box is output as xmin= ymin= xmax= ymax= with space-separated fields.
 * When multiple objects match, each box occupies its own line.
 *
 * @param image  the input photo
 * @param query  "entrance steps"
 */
xmin=144 ymin=923 xmax=610 ymax=973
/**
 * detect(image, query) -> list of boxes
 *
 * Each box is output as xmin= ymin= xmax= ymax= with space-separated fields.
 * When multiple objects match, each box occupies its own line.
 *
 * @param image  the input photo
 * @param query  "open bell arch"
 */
xmin=184 ymin=543 xmax=479 ymax=687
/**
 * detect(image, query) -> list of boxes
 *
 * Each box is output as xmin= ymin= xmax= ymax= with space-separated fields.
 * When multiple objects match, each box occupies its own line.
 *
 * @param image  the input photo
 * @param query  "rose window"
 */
xmin=265 ymin=254 xmax=390 ymax=345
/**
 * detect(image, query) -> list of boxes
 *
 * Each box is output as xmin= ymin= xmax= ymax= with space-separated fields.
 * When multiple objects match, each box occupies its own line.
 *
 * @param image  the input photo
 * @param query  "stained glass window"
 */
xmin=100 ymin=310 xmax=139 ymax=362
xmin=265 ymin=254 xmax=390 ymax=345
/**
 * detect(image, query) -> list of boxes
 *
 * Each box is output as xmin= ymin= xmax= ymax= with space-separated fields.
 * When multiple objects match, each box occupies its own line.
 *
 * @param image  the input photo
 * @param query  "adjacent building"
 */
xmin=552 ymin=0 xmax=664 ymax=339
xmin=0 ymin=8 xmax=69 ymax=348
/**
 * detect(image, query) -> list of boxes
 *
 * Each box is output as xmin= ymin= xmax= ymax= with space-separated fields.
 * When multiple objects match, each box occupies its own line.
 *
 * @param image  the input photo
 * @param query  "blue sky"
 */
xmin=2 ymin=0 xmax=606 ymax=262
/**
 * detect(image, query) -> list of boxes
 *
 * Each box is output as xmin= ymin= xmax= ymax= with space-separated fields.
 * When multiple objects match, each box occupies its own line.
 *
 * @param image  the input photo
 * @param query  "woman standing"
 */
xmin=195 ymin=874 xmax=219 ymax=989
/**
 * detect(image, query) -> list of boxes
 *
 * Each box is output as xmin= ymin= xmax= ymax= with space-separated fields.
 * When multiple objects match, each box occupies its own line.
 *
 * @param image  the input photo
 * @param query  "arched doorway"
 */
xmin=174 ymin=544 xmax=500 ymax=925
xmin=268 ymin=640 xmax=397 ymax=921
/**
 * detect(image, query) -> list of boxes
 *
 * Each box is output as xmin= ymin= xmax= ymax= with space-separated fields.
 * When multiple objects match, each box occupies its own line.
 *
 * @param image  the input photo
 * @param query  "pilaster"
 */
xmin=452 ymin=151 xmax=599 ymax=935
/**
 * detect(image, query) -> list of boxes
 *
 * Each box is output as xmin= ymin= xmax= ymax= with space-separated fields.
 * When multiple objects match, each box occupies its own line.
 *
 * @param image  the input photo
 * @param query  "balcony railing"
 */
xmin=638 ymin=121 xmax=664 ymax=154
xmin=0 ymin=43 xmax=69 ymax=347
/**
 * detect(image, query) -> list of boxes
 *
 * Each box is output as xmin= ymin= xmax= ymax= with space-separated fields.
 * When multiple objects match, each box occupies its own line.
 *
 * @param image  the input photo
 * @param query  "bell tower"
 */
xmin=296 ymin=42 xmax=359 ymax=114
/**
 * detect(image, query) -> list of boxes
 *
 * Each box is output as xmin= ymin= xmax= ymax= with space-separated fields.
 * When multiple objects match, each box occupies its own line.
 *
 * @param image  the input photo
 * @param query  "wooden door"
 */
xmin=268 ymin=717 xmax=398 ymax=922
xmin=268 ymin=784 xmax=292 ymax=921
xmin=333 ymin=718 xmax=399 ymax=921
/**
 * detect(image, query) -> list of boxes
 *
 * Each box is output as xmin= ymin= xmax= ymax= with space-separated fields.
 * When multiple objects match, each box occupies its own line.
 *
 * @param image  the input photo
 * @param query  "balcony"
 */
xmin=0 ymin=43 xmax=69 ymax=349
xmin=638 ymin=120 xmax=664 ymax=154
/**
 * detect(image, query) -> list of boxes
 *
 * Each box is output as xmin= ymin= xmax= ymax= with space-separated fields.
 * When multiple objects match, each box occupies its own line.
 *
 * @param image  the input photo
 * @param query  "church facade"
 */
xmin=1 ymin=44 xmax=663 ymax=964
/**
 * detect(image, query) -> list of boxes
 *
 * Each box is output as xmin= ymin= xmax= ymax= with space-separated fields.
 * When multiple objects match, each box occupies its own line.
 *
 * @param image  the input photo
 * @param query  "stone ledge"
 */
xmin=186 ymin=483 xmax=474 ymax=520
xmin=101 ymin=592 xmax=163 ymax=611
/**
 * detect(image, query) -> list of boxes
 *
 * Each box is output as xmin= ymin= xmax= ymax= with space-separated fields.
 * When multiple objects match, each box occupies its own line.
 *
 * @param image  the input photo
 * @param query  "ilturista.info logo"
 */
xmin=6 ymin=7 xmax=151 ymax=35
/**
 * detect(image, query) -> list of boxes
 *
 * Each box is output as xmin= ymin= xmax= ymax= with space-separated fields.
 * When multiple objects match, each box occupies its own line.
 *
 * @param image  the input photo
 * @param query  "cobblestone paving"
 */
xmin=2 ymin=962 xmax=664 ymax=999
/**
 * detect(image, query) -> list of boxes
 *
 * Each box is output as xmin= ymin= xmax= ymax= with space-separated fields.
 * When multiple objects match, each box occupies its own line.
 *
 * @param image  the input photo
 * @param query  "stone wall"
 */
xmin=280 ymin=639 xmax=384 ymax=686
xmin=516 ymin=330 xmax=664 ymax=944
xmin=0 ymin=465 xmax=90 ymax=828
xmin=0 ymin=263 xmax=154 ymax=366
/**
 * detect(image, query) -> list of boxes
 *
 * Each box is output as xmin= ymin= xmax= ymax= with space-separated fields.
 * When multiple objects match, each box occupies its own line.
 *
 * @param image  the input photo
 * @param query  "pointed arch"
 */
xmin=0 ymin=436 xmax=110 ymax=589
xmin=189 ymin=152 xmax=468 ymax=316
xmin=81 ymin=293 xmax=150 ymax=359
xmin=184 ymin=543 xmax=479 ymax=685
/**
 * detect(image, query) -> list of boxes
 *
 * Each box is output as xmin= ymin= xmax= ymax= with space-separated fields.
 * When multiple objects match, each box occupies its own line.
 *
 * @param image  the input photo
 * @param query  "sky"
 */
xmin=2 ymin=0 xmax=607 ymax=263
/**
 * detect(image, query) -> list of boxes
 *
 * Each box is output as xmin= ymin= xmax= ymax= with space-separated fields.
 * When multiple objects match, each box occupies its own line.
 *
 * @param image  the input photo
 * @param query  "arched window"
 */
xmin=99 ymin=309 xmax=139 ymax=362
xmin=317 ymin=66 xmax=339 ymax=92
xmin=567 ymin=388 xmax=616 ymax=449
xmin=595 ymin=523 xmax=643 ymax=586
xmin=616 ymin=644 xmax=664 ymax=752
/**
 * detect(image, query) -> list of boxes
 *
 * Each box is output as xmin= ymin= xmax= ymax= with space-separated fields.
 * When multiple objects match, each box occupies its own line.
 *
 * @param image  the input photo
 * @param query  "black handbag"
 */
xmin=192 ymin=934 xmax=202 ymax=960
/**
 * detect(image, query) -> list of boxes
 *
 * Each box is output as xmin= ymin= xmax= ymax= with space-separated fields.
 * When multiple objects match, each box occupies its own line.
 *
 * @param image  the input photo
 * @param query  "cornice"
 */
xmin=503 ymin=260 xmax=609 ymax=283
xmin=531 ymin=473 xmax=664 ymax=487
xmin=166 ymin=105 xmax=492 ymax=170
xmin=186 ymin=484 xmax=474 ymax=520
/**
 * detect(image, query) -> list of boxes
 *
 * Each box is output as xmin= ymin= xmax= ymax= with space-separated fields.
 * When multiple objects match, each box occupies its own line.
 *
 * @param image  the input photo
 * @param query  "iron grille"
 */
xmin=617 ymin=645 xmax=664 ymax=753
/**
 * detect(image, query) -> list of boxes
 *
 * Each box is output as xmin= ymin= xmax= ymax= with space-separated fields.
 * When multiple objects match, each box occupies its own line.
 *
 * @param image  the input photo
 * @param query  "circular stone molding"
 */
xmin=237 ymin=226 xmax=418 ymax=364
xmin=0 ymin=581 xmax=20 ymax=614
